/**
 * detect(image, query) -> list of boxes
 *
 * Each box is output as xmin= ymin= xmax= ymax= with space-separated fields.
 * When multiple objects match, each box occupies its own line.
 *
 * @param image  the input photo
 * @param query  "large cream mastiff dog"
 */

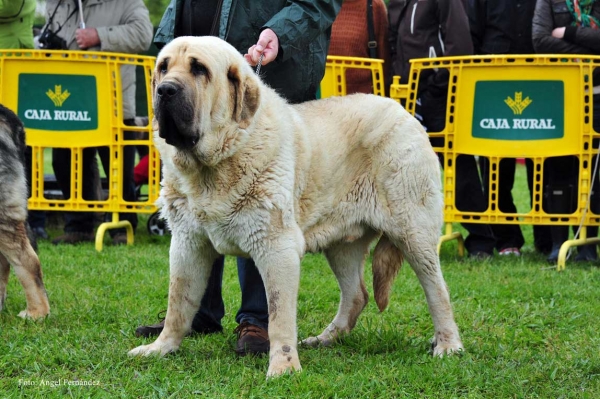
xmin=129 ymin=36 xmax=463 ymax=376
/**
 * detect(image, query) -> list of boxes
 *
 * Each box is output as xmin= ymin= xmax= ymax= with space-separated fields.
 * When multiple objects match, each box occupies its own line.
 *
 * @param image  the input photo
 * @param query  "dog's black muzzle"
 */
xmin=156 ymin=82 xmax=199 ymax=149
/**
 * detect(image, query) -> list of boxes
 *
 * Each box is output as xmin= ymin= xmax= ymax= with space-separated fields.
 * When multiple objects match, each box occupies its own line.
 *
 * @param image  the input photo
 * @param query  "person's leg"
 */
xmin=191 ymin=255 xmax=226 ymax=332
xmin=526 ymin=158 xmax=552 ymax=254
xmin=52 ymin=147 xmax=96 ymax=242
xmin=97 ymin=123 xmax=138 ymax=241
xmin=545 ymin=156 xmax=577 ymax=262
xmin=490 ymin=158 xmax=525 ymax=253
xmin=418 ymin=90 xmax=495 ymax=257
xmin=454 ymin=154 xmax=496 ymax=256
xmin=234 ymin=257 xmax=269 ymax=355
xmin=135 ymin=255 xmax=225 ymax=337
xmin=235 ymin=257 xmax=269 ymax=330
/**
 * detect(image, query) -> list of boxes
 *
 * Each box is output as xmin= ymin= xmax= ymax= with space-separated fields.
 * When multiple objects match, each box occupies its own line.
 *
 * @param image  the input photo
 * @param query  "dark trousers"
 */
xmin=543 ymin=94 xmax=600 ymax=242
xmin=417 ymin=92 xmax=496 ymax=255
xmin=479 ymin=157 xmax=525 ymax=251
xmin=52 ymin=119 xmax=138 ymax=235
xmin=192 ymin=255 xmax=269 ymax=331
xmin=525 ymin=158 xmax=552 ymax=253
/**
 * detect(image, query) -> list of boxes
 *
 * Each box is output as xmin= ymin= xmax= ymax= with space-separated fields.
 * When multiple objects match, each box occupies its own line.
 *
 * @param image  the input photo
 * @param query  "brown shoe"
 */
xmin=234 ymin=321 xmax=269 ymax=355
xmin=52 ymin=232 xmax=95 ymax=245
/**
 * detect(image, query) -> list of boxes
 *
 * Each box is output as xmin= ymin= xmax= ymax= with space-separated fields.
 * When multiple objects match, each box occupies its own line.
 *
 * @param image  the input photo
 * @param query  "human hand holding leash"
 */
xmin=75 ymin=28 xmax=100 ymax=49
xmin=244 ymin=29 xmax=279 ymax=66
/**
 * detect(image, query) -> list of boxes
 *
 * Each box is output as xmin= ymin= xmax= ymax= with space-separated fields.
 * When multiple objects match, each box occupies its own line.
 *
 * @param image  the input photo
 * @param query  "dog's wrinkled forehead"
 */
xmin=155 ymin=36 xmax=247 ymax=78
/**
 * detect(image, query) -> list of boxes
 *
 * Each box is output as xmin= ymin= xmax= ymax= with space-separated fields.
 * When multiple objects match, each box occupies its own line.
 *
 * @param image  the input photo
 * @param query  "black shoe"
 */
xmin=134 ymin=311 xmax=222 ymax=338
xmin=32 ymin=227 xmax=49 ymax=240
xmin=234 ymin=321 xmax=269 ymax=355
xmin=574 ymin=244 xmax=598 ymax=262
xmin=52 ymin=232 xmax=95 ymax=245
xmin=546 ymin=246 xmax=560 ymax=263
xmin=468 ymin=251 xmax=492 ymax=259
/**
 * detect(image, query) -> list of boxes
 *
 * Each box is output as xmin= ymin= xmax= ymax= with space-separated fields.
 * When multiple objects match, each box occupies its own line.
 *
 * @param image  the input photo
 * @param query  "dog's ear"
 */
xmin=228 ymin=64 xmax=259 ymax=129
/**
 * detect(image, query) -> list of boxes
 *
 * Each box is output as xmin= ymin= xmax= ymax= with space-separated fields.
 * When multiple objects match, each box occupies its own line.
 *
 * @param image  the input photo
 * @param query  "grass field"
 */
xmin=1 ymin=164 xmax=599 ymax=398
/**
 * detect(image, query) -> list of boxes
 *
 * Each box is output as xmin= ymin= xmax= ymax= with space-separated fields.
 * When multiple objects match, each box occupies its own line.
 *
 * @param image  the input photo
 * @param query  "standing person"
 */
xmin=388 ymin=0 xmax=497 ymax=258
xmin=1 ymin=0 xmax=49 ymax=240
xmin=532 ymin=0 xmax=600 ymax=262
xmin=43 ymin=0 xmax=153 ymax=246
xmin=467 ymin=0 xmax=552 ymax=256
xmin=0 ymin=0 xmax=35 ymax=49
xmin=134 ymin=0 xmax=343 ymax=355
xmin=328 ymin=0 xmax=392 ymax=94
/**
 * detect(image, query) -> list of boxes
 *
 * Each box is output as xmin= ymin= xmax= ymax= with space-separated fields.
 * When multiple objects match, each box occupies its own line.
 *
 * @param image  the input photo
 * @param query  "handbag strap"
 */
xmin=367 ymin=0 xmax=377 ymax=58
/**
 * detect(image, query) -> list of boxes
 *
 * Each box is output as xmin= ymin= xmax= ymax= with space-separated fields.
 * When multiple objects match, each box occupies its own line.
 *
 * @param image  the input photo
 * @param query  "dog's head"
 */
xmin=152 ymin=36 xmax=260 ymax=164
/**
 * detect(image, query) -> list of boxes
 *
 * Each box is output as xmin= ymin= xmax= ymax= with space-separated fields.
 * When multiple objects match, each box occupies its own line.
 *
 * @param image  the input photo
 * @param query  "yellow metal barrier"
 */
xmin=320 ymin=55 xmax=385 ymax=98
xmin=0 ymin=49 xmax=159 ymax=251
xmin=390 ymin=55 xmax=600 ymax=270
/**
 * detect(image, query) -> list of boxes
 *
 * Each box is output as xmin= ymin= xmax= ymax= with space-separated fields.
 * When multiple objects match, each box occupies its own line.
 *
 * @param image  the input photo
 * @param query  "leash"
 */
xmin=255 ymin=53 xmax=264 ymax=75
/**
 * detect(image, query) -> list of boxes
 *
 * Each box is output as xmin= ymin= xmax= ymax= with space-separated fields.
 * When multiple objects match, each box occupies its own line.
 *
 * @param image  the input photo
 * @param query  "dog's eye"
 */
xmin=190 ymin=59 xmax=208 ymax=77
xmin=159 ymin=59 xmax=169 ymax=74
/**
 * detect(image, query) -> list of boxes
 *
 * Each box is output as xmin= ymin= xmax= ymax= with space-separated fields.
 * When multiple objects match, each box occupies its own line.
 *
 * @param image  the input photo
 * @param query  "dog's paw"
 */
xmin=300 ymin=335 xmax=336 ymax=347
xmin=128 ymin=341 xmax=177 ymax=357
xmin=431 ymin=332 xmax=464 ymax=357
xmin=266 ymin=345 xmax=302 ymax=378
xmin=300 ymin=323 xmax=343 ymax=347
xmin=18 ymin=309 xmax=49 ymax=320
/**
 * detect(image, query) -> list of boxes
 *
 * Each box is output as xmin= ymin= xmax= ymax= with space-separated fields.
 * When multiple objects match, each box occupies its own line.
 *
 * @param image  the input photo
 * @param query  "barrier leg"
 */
xmin=437 ymin=223 xmax=465 ymax=257
xmin=556 ymin=228 xmax=600 ymax=271
xmin=95 ymin=212 xmax=134 ymax=252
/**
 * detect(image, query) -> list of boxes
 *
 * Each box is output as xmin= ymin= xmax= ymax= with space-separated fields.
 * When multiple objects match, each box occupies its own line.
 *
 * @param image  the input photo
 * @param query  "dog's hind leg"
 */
xmin=0 ymin=254 xmax=9 ymax=312
xmin=387 ymin=222 xmax=463 ymax=356
xmin=302 ymin=232 xmax=376 ymax=347
xmin=0 ymin=221 xmax=49 ymax=319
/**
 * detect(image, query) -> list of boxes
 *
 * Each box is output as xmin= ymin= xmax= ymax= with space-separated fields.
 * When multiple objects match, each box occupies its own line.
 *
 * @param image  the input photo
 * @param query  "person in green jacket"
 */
xmin=0 ymin=0 xmax=36 ymax=49
xmin=135 ymin=0 xmax=342 ymax=356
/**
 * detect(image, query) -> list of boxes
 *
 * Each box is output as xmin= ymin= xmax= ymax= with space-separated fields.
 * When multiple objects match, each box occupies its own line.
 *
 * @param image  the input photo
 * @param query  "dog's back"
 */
xmin=0 ymin=104 xmax=29 ymax=222
xmin=0 ymin=104 xmax=49 ymax=319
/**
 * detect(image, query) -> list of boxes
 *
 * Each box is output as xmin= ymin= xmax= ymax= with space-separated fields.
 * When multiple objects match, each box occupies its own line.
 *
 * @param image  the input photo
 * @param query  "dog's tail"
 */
xmin=372 ymin=235 xmax=403 ymax=312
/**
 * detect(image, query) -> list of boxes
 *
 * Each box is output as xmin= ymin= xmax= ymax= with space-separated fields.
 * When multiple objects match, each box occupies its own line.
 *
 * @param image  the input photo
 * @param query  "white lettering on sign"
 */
xmin=479 ymin=118 xmax=555 ymax=130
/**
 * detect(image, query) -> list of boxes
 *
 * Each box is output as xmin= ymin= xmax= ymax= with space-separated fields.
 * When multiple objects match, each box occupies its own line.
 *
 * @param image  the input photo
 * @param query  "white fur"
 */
xmin=129 ymin=36 xmax=463 ymax=377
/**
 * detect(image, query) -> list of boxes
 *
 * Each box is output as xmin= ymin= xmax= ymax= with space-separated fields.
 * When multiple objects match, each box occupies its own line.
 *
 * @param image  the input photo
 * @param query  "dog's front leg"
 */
xmin=254 ymin=231 xmax=304 ymax=378
xmin=129 ymin=234 xmax=218 ymax=357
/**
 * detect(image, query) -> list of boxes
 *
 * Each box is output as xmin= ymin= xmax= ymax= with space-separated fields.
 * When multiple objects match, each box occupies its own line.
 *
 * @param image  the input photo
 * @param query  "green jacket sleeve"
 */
xmin=262 ymin=0 xmax=342 ymax=62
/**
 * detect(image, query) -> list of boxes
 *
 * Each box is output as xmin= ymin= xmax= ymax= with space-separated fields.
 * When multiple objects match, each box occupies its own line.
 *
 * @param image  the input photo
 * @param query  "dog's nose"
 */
xmin=157 ymin=82 xmax=179 ymax=98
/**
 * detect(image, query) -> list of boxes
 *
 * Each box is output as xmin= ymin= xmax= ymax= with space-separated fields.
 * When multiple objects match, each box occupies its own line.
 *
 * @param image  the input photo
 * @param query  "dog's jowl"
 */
xmin=129 ymin=36 xmax=463 ymax=377
xmin=0 ymin=104 xmax=50 ymax=319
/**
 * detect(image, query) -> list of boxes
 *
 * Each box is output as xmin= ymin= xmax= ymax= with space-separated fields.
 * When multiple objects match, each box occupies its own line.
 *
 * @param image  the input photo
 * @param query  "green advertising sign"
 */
xmin=472 ymin=80 xmax=564 ymax=140
xmin=17 ymin=74 xmax=98 ymax=131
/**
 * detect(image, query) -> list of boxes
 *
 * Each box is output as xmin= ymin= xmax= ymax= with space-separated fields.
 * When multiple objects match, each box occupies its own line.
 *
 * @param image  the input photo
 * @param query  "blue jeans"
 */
xmin=191 ymin=255 xmax=269 ymax=331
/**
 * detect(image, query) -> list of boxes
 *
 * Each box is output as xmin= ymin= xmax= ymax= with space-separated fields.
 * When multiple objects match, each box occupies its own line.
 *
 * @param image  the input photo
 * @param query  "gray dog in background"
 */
xmin=0 ymin=104 xmax=49 ymax=319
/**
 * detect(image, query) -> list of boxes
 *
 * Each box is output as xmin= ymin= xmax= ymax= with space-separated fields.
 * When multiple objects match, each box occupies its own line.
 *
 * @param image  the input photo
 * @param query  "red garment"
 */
xmin=328 ymin=0 xmax=391 ymax=94
xmin=134 ymin=154 xmax=149 ymax=186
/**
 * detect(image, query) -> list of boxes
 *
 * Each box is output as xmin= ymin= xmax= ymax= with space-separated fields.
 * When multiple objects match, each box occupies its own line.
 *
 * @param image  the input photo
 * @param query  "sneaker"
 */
xmin=52 ymin=232 xmax=95 ymax=245
xmin=32 ymin=227 xmax=49 ymax=240
xmin=234 ymin=321 xmax=269 ymax=355
xmin=498 ymin=247 xmax=521 ymax=256
xmin=112 ymin=233 xmax=128 ymax=245
xmin=134 ymin=311 xmax=222 ymax=338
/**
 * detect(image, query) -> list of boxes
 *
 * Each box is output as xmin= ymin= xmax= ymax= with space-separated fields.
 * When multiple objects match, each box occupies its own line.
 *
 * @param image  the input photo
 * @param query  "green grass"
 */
xmin=1 ymin=165 xmax=599 ymax=398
